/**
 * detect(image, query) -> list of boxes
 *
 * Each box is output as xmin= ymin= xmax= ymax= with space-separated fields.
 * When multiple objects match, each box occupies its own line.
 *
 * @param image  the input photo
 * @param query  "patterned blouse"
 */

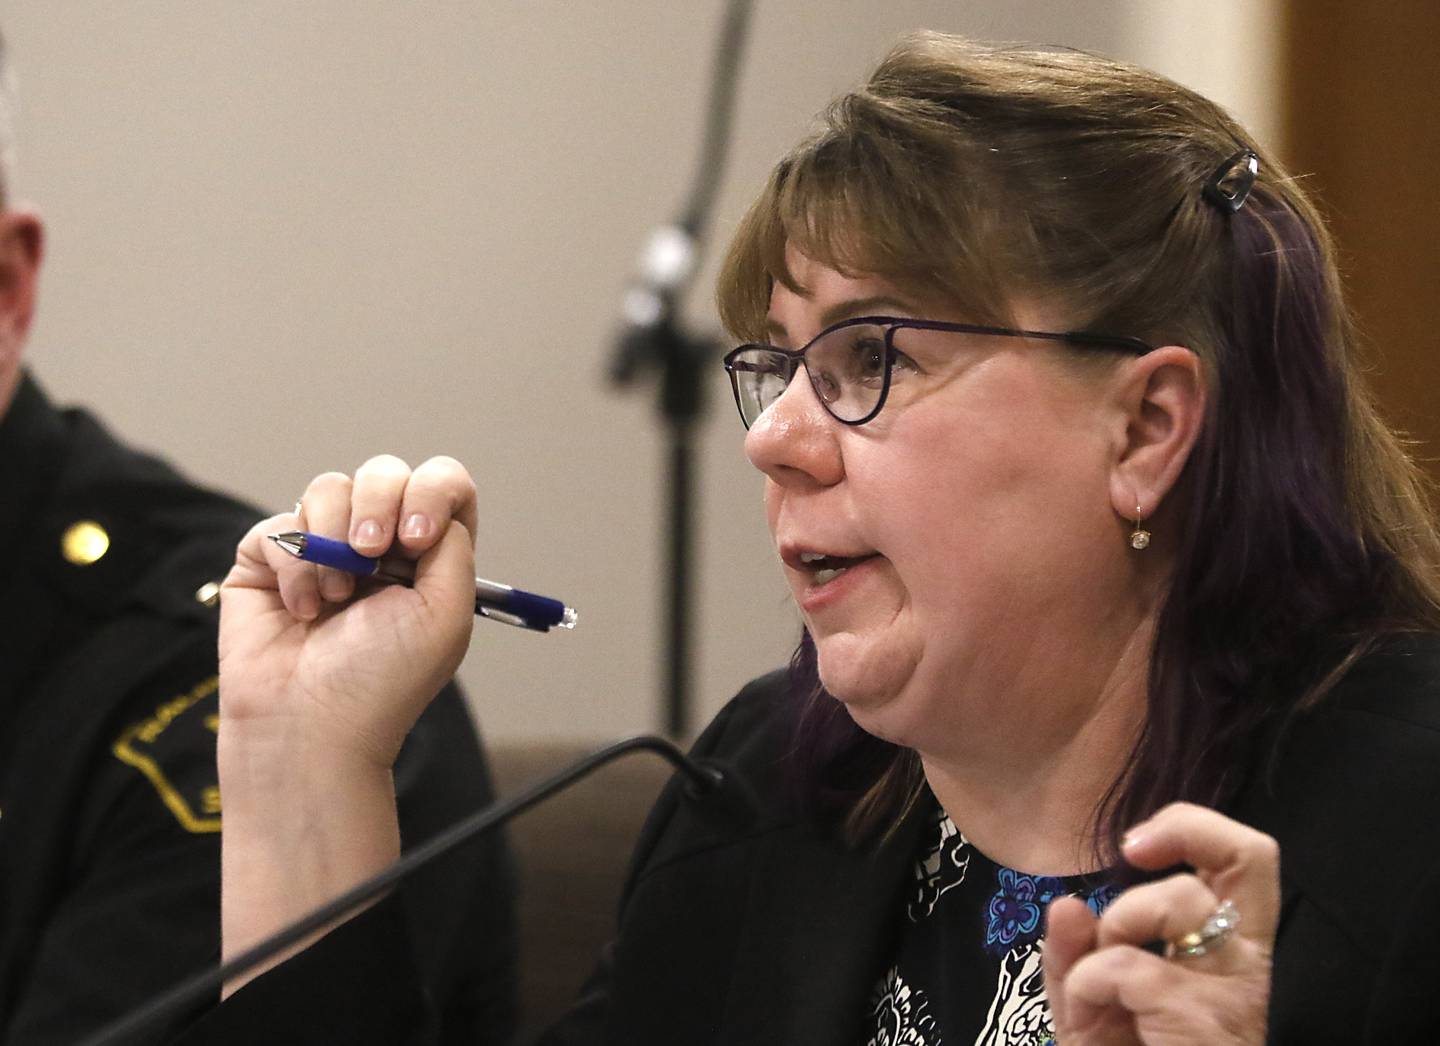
xmin=865 ymin=803 xmax=1117 ymax=1046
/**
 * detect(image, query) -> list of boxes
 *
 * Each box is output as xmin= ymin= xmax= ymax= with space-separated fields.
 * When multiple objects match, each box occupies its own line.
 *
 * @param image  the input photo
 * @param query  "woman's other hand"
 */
xmin=1043 ymin=803 xmax=1278 ymax=1044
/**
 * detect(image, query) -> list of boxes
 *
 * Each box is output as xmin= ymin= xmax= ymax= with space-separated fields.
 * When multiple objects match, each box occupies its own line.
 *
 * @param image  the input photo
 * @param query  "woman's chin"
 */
xmin=814 ymin=634 xmax=919 ymax=740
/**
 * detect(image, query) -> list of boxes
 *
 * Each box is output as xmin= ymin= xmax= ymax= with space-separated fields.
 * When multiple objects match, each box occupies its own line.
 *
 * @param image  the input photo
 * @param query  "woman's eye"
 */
xmin=884 ymin=350 xmax=920 ymax=384
xmin=851 ymin=339 xmax=888 ymax=381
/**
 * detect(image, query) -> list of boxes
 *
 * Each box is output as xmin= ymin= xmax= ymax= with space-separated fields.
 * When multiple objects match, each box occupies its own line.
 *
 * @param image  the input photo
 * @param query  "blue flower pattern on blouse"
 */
xmin=1084 ymin=882 xmax=1120 ymax=918
xmin=984 ymin=868 xmax=1068 ymax=956
xmin=984 ymin=870 xmax=1117 ymax=956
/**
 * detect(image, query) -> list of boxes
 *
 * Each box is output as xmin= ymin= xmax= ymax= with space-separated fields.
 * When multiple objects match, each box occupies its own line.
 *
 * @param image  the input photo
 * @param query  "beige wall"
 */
xmin=0 ymin=1 xmax=1279 ymax=742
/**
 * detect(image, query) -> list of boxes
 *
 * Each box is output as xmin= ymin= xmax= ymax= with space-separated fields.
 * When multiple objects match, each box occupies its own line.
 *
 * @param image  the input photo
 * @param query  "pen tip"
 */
xmin=267 ymin=531 xmax=307 ymax=558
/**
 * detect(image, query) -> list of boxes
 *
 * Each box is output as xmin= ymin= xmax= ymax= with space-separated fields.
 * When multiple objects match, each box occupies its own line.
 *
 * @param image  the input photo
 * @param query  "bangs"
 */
xmin=716 ymin=96 xmax=1022 ymax=343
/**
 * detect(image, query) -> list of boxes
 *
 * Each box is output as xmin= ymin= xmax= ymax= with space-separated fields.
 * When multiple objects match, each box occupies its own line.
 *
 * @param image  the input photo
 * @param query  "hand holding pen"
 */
xmin=219 ymin=456 xmax=546 ymax=773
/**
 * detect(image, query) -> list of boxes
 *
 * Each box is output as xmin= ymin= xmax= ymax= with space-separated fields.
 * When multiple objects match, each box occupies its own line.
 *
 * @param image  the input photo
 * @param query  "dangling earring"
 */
xmin=1130 ymin=501 xmax=1151 ymax=550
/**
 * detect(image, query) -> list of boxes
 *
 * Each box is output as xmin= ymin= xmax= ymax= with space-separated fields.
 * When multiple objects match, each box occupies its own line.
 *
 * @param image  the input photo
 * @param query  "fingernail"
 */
xmin=1122 ymin=829 xmax=1144 ymax=850
xmin=296 ymin=590 xmax=320 ymax=621
xmin=402 ymin=513 xmax=432 ymax=541
xmin=353 ymin=519 xmax=384 ymax=548
xmin=320 ymin=569 xmax=351 ymax=603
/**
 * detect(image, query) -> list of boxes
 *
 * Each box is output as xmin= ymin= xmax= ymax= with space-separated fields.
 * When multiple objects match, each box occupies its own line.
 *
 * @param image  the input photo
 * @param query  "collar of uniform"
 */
xmin=0 ymin=372 xmax=71 ymax=585
xmin=0 ymin=371 xmax=175 ymax=617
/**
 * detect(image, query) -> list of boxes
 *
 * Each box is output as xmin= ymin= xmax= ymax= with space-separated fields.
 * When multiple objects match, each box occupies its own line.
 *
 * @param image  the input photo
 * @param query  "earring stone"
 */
xmin=1131 ymin=501 xmax=1151 ymax=549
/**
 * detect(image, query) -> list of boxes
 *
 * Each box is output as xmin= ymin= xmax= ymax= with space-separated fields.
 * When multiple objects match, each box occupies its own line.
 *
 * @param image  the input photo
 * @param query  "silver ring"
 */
xmin=1169 ymin=898 xmax=1241 ymax=959
xmin=292 ymin=499 xmax=305 ymax=517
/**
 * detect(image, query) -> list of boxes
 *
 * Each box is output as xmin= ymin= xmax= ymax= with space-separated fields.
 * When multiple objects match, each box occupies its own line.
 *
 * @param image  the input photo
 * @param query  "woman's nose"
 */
xmin=743 ymin=372 xmax=844 ymax=488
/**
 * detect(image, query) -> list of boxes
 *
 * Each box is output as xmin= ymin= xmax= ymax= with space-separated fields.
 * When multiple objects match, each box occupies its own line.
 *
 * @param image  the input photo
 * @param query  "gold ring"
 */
xmin=1169 ymin=898 xmax=1241 ymax=959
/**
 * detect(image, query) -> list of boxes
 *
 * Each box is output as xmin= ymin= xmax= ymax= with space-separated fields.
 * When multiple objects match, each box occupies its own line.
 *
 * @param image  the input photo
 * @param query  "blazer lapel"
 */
xmin=716 ymin=805 xmax=928 ymax=1045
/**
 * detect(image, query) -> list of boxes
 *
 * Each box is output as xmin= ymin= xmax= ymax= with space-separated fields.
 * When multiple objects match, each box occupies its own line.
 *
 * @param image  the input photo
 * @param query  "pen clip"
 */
xmin=477 ymin=605 xmax=548 ymax=632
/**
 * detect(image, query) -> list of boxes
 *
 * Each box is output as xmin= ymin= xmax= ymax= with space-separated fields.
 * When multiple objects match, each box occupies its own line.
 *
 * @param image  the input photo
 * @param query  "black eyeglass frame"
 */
xmin=721 ymin=315 xmax=1156 ymax=429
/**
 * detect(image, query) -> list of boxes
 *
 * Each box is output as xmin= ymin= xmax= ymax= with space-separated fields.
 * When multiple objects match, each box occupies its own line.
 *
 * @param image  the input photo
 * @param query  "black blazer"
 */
xmin=183 ymin=636 xmax=1440 ymax=1044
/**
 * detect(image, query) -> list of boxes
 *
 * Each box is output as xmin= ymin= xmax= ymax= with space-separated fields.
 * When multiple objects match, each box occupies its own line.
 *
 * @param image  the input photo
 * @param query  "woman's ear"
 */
xmin=0 ymin=208 xmax=43 ymax=409
xmin=1106 ymin=345 xmax=1207 ymax=523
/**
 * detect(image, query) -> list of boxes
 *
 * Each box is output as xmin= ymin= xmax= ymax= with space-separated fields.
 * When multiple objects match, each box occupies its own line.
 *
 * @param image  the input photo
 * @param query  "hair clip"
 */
xmin=1202 ymin=149 xmax=1259 ymax=214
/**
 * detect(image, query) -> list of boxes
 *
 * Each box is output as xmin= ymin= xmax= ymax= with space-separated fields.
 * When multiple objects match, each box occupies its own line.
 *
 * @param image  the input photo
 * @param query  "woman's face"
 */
xmin=745 ymin=250 xmax=1139 ymax=754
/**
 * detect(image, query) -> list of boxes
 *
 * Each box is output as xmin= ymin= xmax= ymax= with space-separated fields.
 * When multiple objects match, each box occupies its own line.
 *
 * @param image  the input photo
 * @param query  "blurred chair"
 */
xmin=491 ymin=741 xmax=672 ymax=1043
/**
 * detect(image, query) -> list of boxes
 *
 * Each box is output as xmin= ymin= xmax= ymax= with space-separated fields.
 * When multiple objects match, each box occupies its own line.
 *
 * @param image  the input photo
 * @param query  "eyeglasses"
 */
xmin=722 ymin=315 xmax=1155 ymax=429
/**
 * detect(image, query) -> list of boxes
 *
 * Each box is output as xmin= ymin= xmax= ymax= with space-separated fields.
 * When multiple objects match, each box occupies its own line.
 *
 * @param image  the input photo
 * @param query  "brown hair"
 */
xmin=718 ymin=32 xmax=1440 ymax=858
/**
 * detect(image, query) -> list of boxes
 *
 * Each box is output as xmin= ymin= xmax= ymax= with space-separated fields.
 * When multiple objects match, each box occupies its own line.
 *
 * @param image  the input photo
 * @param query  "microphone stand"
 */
xmin=80 ymin=735 xmax=737 ymax=1046
xmin=659 ymin=320 xmax=709 ymax=742
xmin=608 ymin=0 xmax=753 ymax=739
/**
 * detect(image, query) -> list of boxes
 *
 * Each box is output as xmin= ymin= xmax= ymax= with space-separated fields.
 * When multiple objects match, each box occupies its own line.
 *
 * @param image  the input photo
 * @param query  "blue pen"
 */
xmin=267 ymin=531 xmax=577 ymax=633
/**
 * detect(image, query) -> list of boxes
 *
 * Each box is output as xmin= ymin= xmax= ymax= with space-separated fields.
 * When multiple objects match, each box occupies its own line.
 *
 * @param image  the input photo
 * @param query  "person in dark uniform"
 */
xmin=0 ymin=33 xmax=516 ymax=1045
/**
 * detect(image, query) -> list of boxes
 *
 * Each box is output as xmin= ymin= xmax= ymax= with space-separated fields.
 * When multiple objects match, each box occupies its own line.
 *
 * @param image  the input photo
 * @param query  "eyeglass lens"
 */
xmin=730 ymin=322 xmax=891 ymax=427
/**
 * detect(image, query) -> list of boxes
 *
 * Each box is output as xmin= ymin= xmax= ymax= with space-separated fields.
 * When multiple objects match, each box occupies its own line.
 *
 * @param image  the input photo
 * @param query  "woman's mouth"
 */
xmin=798 ymin=550 xmax=877 ymax=584
xmin=786 ymin=548 xmax=885 ymax=614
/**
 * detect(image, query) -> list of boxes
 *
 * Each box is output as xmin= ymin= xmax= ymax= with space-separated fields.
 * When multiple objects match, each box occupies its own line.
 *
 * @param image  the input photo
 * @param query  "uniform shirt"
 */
xmin=0 ymin=374 xmax=517 ymax=1044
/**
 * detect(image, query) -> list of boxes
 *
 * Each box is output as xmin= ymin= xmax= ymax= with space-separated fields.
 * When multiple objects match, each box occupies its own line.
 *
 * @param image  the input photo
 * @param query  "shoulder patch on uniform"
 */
xmin=111 ymin=675 xmax=222 ymax=833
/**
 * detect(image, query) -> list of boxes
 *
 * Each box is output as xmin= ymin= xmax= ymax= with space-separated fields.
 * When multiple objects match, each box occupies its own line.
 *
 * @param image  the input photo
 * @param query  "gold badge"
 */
xmin=61 ymin=520 xmax=111 ymax=565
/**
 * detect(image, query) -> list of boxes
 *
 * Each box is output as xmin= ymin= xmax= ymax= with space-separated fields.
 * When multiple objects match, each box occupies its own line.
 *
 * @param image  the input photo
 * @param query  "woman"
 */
xmin=193 ymin=33 xmax=1440 ymax=1045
